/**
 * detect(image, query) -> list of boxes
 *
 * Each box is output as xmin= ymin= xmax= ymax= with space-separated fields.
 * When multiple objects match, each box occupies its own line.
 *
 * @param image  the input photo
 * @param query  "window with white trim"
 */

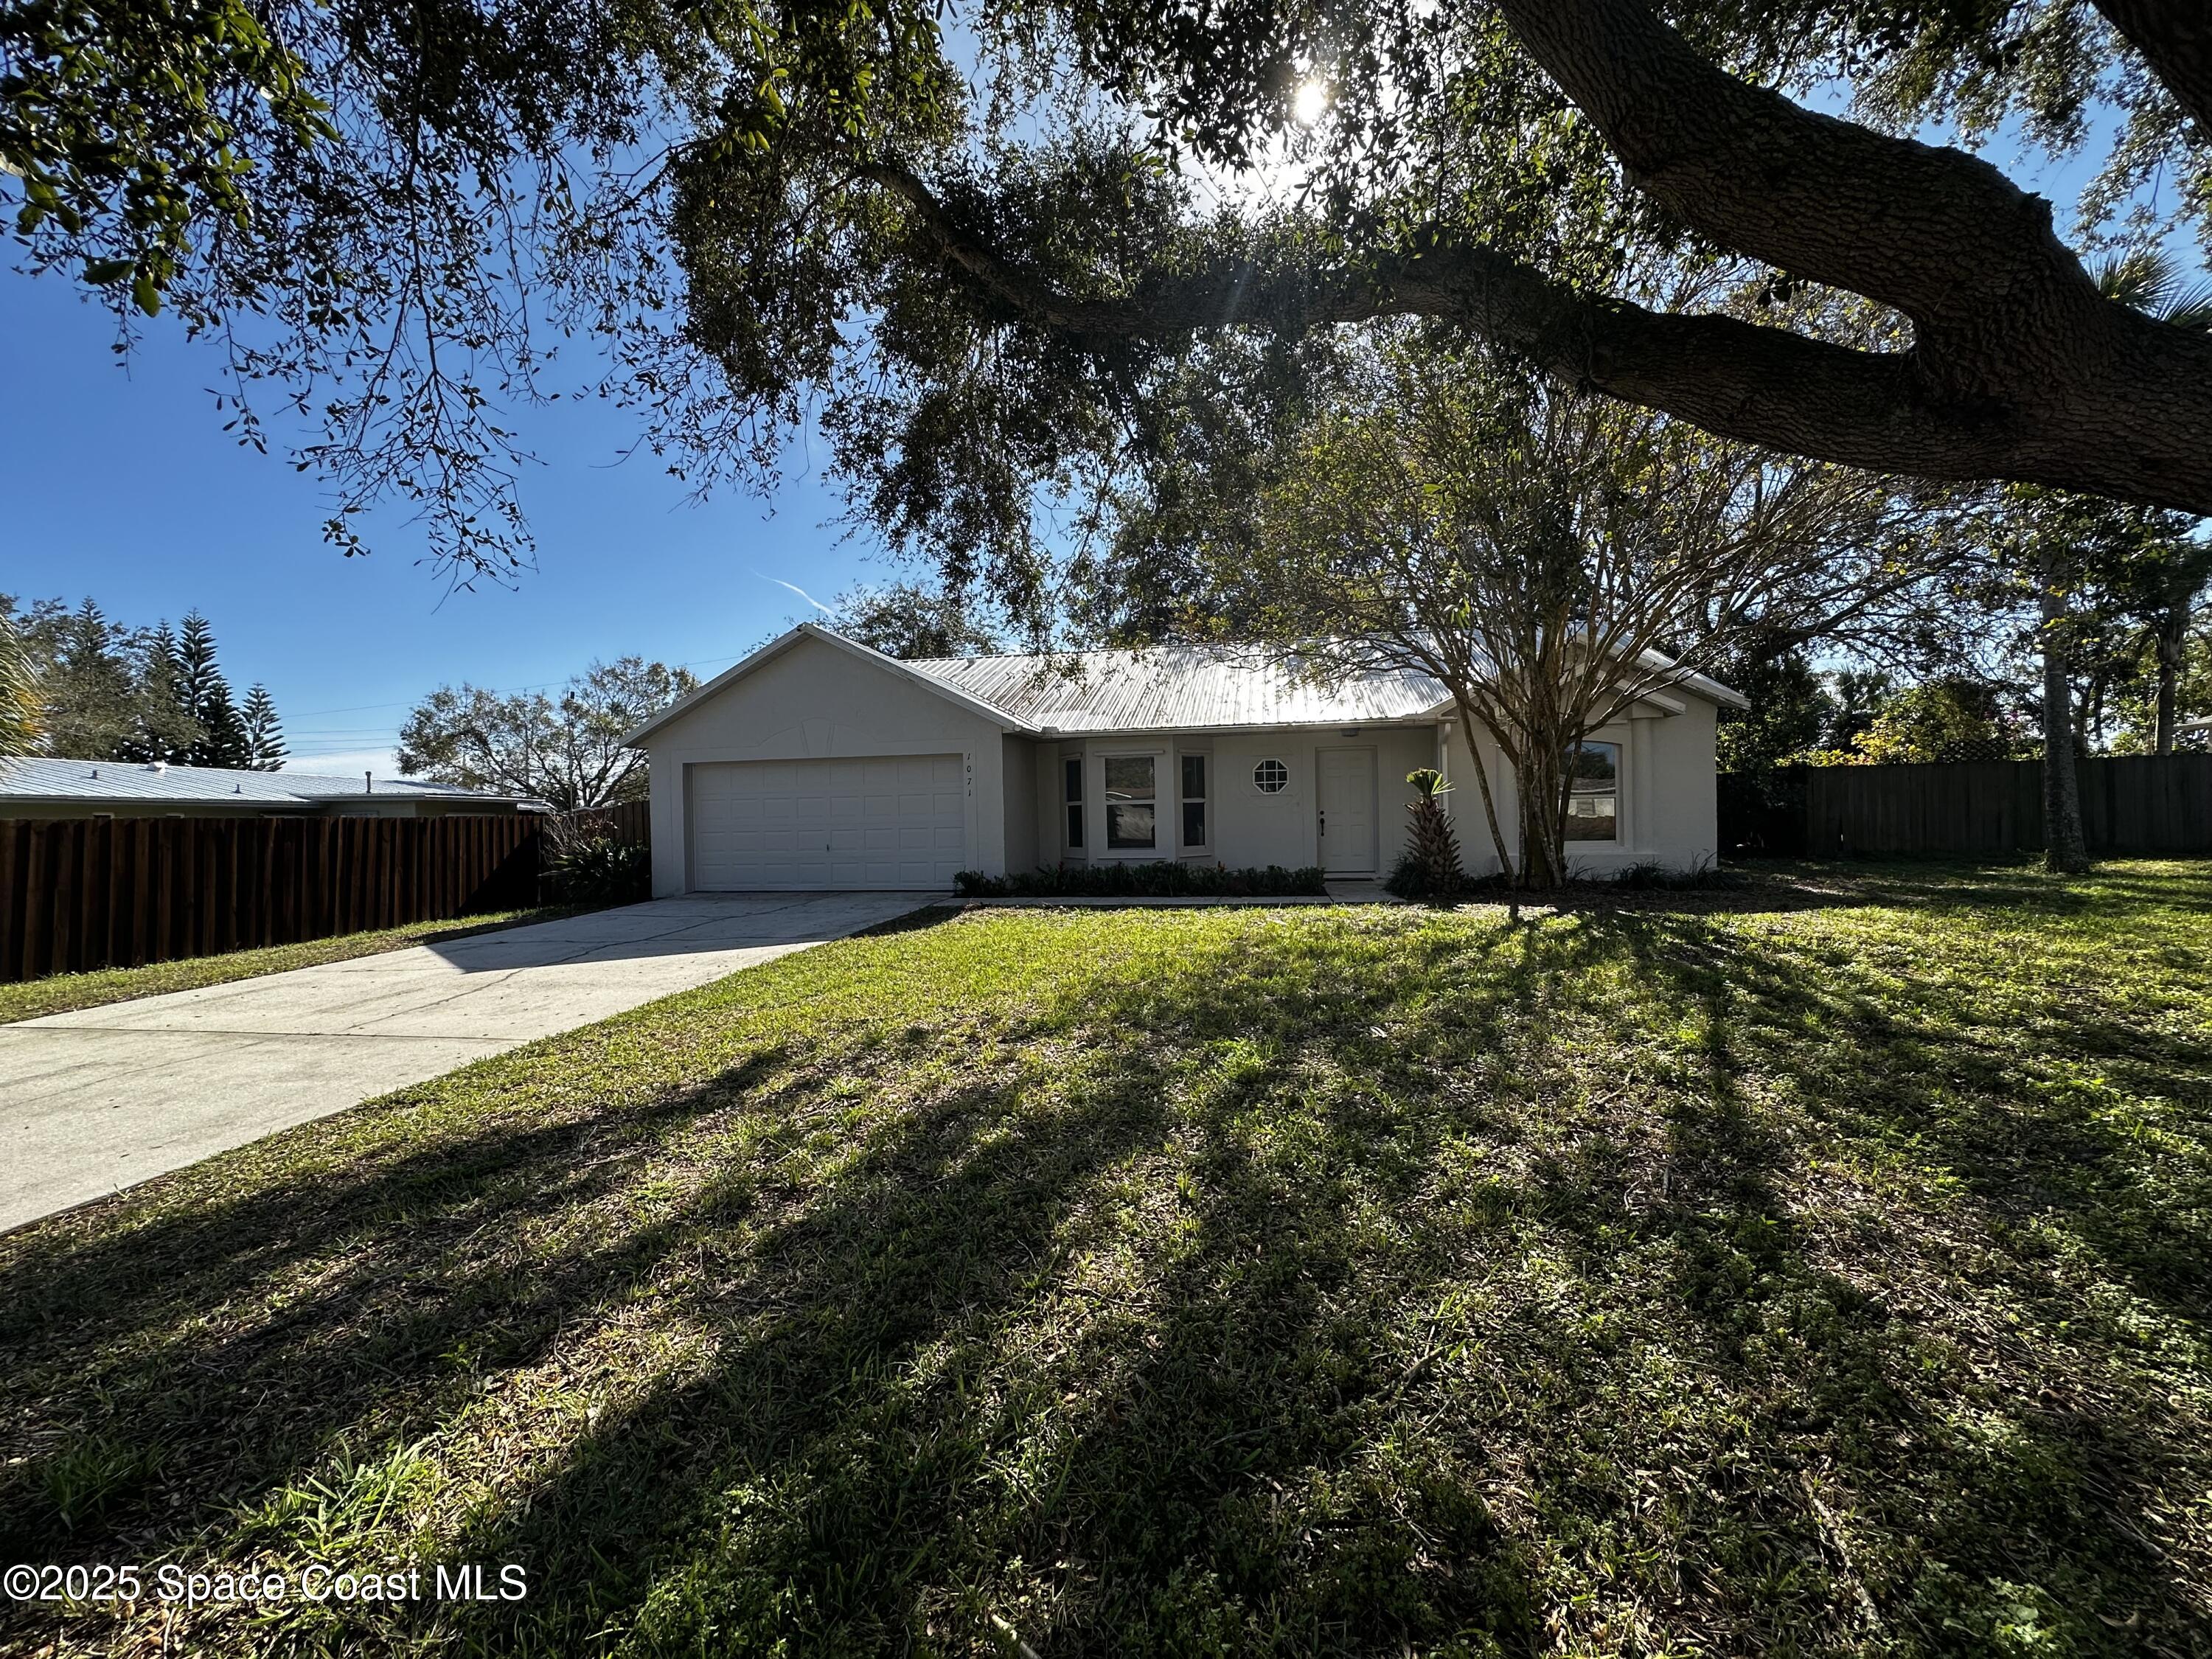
xmin=1565 ymin=742 xmax=1620 ymax=841
xmin=1253 ymin=757 xmax=1288 ymax=793
xmin=1104 ymin=754 xmax=1158 ymax=849
xmin=1063 ymin=756 xmax=1084 ymax=850
xmin=1180 ymin=754 xmax=1208 ymax=848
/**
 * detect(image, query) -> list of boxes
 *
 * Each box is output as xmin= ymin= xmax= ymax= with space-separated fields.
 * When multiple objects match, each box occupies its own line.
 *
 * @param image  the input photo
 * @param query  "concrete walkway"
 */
xmin=0 ymin=893 xmax=928 ymax=1232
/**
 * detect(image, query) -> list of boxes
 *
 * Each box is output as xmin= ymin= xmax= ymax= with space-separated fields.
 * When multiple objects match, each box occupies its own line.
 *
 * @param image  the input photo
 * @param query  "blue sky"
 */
xmin=1 ymin=263 xmax=886 ymax=776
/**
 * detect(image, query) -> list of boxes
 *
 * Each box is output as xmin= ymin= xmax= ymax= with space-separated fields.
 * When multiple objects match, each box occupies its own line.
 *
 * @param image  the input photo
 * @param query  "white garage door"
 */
xmin=689 ymin=754 xmax=968 ymax=890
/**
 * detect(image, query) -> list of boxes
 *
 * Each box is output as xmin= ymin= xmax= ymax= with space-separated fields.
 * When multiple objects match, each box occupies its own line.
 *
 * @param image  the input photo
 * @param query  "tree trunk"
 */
xmin=2040 ymin=543 xmax=2092 ymax=874
xmin=2155 ymin=605 xmax=2187 ymax=754
xmin=1516 ymin=744 xmax=1571 ymax=888
xmin=1452 ymin=702 xmax=1519 ymax=885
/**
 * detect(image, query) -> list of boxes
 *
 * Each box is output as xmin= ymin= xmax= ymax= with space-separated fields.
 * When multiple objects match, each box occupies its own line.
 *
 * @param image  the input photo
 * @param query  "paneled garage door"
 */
xmin=688 ymin=754 xmax=968 ymax=890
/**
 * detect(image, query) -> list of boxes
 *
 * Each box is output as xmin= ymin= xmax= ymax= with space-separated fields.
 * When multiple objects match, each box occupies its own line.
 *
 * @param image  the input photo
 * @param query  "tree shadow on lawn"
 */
xmin=1 ymin=905 xmax=2207 ymax=1656
xmin=1728 ymin=855 xmax=2212 ymax=922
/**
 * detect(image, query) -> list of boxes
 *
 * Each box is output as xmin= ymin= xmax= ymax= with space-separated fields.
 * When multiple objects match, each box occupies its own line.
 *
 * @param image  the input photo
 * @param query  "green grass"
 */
xmin=1 ymin=861 xmax=2208 ymax=1656
xmin=0 ymin=908 xmax=589 ymax=1024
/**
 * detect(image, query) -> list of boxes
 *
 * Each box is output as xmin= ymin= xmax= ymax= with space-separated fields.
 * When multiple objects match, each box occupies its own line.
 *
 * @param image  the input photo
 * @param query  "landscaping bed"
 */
xmin=956 ymin=860 xmax=1327 ymax=898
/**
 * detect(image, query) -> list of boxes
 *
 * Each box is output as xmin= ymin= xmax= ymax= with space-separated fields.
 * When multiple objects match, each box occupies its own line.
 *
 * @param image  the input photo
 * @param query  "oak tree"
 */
xmin=9 ymin=0 xmax=2212 ymax=595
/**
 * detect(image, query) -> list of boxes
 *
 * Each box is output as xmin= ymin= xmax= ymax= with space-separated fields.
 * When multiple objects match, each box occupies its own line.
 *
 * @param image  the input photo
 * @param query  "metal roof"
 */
xmin=0 ymin=757 xmax=546 ymax=808
xmin=905 ymin=647 xmax=1452 ymax=734
xmin=622 ymin=622 xmax=1745 ymax=745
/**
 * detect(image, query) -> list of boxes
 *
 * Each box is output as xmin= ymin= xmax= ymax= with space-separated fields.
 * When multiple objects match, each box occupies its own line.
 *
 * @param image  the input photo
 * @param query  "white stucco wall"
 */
xmin=1026 ymin=726 xmax=1439 ymax=874
xmin=641 ymin=635 xmax=1012 ymax=896
xmin=1366 ymin=726 xmax=1447 ymax=874
xmin=1002 ymin=737 xmax=1039 ymax=875
xmin=1437 ymin=700 xmax=1722 ymax=876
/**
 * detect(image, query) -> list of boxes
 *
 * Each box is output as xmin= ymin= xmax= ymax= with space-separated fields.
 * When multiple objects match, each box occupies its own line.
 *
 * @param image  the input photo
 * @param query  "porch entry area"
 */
xmin=1317 ymin=747 xmax=1379 ymax=876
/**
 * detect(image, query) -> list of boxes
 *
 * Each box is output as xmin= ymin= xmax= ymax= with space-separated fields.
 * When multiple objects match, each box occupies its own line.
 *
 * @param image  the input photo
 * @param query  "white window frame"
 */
xmin=1101 ymin=749 xmax=1166 ymax=857
xmin=1562 ymin=737 xmax=1624 ymax=848
xmin=1251 ymin=757 xmax=1290 ymax=795
xmin=1061 ymin=752 xmax=1085 ymax=855
xmin=1177 ymin=748 xmax=1211 ymax=854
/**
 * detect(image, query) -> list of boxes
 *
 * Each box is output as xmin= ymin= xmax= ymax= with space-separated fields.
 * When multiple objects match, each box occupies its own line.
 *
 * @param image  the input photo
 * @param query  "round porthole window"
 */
xmin=1253 ymin=758 xmax=1289 ymax=793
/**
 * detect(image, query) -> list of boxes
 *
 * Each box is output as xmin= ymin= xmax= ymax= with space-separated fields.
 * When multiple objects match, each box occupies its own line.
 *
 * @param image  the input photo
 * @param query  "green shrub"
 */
xmin=1383 ymin=851 xmax=1448 ymax=900
xmin=955 ymin=862 xmax=1327 ymax=899
xmin=1598 ymin=856 xmax=1736 ymax=891
xmin=541 ymin=833 xmax=650 ymax=904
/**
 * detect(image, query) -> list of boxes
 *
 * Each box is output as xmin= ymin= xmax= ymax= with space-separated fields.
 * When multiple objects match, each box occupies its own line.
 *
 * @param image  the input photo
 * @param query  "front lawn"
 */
xmin=2 ymin=862 xmax=2207 ymax=1655
xmin=0 ymin=907 xmax=589 ymax=1025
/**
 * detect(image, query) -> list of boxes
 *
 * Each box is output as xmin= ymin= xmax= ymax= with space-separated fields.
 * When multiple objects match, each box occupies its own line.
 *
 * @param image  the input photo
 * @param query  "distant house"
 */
xmin=622 ymin=623 xmax=1745 ymax=894
xmin=0 ymin=758 xmax=549 ymax=820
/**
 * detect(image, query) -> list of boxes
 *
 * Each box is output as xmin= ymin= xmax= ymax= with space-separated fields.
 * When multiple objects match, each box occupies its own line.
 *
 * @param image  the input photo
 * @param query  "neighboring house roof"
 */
xmin=0 ymin=757 xmax=549 ymax=810
xmin=623 ymin=622 xmax=1745 ymax=745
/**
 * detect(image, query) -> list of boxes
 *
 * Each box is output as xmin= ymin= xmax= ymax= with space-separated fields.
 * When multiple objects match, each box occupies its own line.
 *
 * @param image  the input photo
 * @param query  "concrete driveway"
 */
xmin=0 ymin=892 xmax=930 ymax=1232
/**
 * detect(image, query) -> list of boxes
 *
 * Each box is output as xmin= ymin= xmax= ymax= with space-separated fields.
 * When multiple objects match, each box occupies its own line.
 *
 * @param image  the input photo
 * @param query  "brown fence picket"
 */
xmin=1728 ymin=754 xmax=2212 ymax=858
xmin=0 ymin=820 xmax=17 ymax=980
xmin=0 ymin=813 xmax=549 ymax=985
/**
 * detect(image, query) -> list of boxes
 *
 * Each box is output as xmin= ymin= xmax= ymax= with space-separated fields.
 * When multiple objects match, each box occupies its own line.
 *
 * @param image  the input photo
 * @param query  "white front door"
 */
xmin=1317 ymin=748 xmax=1377 ymax=874
xmin=688 ymin=754 xmax=967 ymax=890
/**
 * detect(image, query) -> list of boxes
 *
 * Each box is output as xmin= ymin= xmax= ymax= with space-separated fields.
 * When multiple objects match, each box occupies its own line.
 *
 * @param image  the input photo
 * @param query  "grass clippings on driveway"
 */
xmin=0 ymin=907 xmax=590 ymax=1025
xmin=1 ymin=860 xmax=2208 ymax=1655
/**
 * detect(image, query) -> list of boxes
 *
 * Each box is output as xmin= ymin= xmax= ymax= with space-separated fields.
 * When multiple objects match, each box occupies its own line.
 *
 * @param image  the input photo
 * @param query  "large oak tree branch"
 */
xmin=860 ymin=160 xmax=2212 ymax=513
xmin=1486 ymin=0 xmax=2212 ymax=512
xmin=2092 ymin=0 xmax=2212 ymax=133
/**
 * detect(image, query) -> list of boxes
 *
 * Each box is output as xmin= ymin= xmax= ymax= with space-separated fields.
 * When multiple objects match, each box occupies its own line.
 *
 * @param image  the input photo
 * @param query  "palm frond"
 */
xmin=2091 ymin=248 xmax=2212 ymax=329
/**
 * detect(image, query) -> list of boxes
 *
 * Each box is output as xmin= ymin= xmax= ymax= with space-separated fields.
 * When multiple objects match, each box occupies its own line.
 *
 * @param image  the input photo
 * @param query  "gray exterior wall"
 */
xmin=640 ymin=633 xmax=1012 ymax=897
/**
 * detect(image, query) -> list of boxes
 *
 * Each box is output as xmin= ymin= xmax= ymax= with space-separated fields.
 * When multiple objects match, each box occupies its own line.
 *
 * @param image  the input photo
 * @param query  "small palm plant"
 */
xmin=0 ymin=610 xmax=42 ymax=754
xmin=1386 ymin=767 xmax=1467 ymax=900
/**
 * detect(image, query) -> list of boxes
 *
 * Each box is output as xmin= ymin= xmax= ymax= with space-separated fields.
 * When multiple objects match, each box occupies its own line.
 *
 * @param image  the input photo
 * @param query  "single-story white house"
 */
xmin=623 ymin=624 xmax=1745 ymax=894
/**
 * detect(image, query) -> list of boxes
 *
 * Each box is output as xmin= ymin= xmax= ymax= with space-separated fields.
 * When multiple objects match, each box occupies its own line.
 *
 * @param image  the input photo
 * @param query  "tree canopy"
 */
xmin=397 ymin=656 xmax=698 ymax=810
xmin=0 ymin=597 xmax=280 ymax=764
xmin=7 ymin=0 xmax=2211 ymax=597
xmin=819 ymin=581 xmax=1007 ymax=659
xmin=1197 ymin=341 xmax=1953 ymax=881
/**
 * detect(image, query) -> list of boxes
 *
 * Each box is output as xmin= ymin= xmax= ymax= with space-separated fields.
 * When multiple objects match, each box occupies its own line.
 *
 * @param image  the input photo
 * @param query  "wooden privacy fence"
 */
xmin=568 ymin=799 xmax=650 ymax=846
xmin=0 ymin=814 xmax=543 ymax=984
xmin=1721 ymin=754 xmax=2212 ymax=858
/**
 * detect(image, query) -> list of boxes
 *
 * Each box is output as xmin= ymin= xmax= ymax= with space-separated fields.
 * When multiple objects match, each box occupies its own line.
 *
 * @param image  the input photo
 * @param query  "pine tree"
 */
xmin=118 ymin=621 xmax=198 ymax=762
xmin=197 ymin=680 xmax=250 ymax=768
xmin=172 ymin=612 xmax=248 ymax=768
xmin=173 ymin=613 xmax=219 ymax=728
xmin=240 ymin=684 xmax=286 ymax=771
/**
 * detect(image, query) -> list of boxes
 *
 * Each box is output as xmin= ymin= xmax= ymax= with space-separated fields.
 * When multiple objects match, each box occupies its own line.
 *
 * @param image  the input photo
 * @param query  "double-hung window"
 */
xmin=1064 ymin=757 xmax=1085 ymax=850
xmin=1180 ymin=754 xmax=1208 ymax=849
xmin=1565 ymin=741 xmax=1620 ymax=841
xmin=1104 ymin=755 xmax=1158 ymax=849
